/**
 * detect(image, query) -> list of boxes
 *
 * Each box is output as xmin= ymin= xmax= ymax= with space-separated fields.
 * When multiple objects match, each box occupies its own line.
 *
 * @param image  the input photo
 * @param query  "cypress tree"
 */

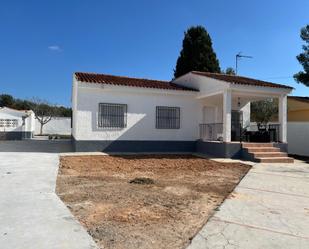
xmin=174 ymin=26 xmax=220 ymax=78
xmin=294 ymin=25 xmax=309 ymax=86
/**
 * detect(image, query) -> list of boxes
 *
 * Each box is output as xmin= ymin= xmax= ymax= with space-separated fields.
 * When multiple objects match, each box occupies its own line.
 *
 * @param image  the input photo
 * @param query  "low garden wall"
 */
xmin=35 ymin=117 xmax=71 ymax=135
xmin=287 ymin=122 xmax=309 ymax=157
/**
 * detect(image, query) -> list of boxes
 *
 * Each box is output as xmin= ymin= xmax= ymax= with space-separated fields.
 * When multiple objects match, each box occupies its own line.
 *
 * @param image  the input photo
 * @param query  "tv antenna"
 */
xmin=235 ymin=52 xmax=253 ymax=75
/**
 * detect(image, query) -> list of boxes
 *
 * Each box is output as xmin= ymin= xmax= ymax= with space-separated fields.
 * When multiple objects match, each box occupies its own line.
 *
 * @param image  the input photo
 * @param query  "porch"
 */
xmin=199 ymin=123 xmax=281 ymax=143
xmin=197 ymin=89 xmax=287 ymax=144
xmin=196 ymin=88 xmax=292 ymax=162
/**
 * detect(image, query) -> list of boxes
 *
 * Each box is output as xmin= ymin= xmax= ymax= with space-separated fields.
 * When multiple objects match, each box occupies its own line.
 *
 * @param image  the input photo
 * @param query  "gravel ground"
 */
xmin=56 ymin=154 xmax=250 ymax=249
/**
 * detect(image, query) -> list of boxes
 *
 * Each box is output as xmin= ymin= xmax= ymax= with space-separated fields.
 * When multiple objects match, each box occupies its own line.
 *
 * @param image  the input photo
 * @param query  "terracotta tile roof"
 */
xmin=191 ymin=71 xmax=293 ymax=89
xmin=288 ymin=96 xmax=309 ymax=103
xmin=75 ymin=72 xmax=198 ymax=92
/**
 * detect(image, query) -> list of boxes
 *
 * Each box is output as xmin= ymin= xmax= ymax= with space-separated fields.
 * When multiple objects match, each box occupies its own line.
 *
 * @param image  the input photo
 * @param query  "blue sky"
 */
xmin=0 ymin=0 xmax=308 ymax=107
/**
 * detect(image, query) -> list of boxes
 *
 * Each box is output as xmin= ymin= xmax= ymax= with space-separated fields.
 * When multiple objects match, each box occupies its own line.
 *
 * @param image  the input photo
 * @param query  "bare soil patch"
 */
xmin=56 ymin=154 xmax=250 ymax=249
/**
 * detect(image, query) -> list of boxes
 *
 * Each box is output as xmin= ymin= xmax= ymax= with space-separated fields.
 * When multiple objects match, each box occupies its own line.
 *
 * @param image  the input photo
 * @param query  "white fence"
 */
xmin=35 ymin=117 xmax=71 ymax=135
xmin=287 ymin=122 xmax=309 ymax=157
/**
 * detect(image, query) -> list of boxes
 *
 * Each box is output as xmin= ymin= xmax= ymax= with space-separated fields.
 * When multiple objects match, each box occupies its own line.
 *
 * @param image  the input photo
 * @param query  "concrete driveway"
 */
xmin=187 ymin=160 xmax=309 ymax=249
xmin=0 ymin=152 xmax=98 ymax=249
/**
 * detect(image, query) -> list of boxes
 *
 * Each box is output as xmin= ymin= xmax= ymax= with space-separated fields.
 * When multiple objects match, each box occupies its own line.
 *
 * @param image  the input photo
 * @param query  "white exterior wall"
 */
xmin=35 ymin=117 xmax=71 ymax=135
xmin=0 ymin=108 xmax=35 ymax=132
xmin=199 ymin=94 xmax=250 ymax=127
xmin=174 ymin=73 xmax=227 ymax=98
xmin=74 ymin=83 xmax=199 ymax=141
xmin=72 ymin=76 xmax=78 ymax=138
xmin=279 ymin=94 xmax=288 ymax=143
xmin=24 ymin=111 xmax=35 ymax=133
xmin=287 ymin=122 xmax=309 ymax=156
xmin=232 ymin=100 xmax=251 ymax=128
xmin=0 ymin=112 xmax=23 ymax=132
xmin=223 ymin=89 xmax=232 ymax=142
xmin=241 ymin=103 xmax=251 ymax=127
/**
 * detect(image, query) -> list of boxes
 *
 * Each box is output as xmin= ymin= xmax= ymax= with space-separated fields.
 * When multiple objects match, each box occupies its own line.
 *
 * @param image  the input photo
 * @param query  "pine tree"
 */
xmin=294 ymin=25 xmax=309 ymax=86
xmin=174 ymin=26 xmax=220 ymax=78
xmin=224 ymin=67 xmax=236 ymax=75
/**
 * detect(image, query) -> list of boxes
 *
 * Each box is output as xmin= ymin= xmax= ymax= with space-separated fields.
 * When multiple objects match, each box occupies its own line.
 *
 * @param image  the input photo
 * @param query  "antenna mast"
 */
xmin=236 ymin=52 xmax=253 ymax=75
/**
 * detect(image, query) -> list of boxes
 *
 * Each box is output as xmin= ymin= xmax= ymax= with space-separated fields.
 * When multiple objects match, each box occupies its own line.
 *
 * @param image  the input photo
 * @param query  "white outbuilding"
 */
xmin=0 ymin=107 xmax=35 ymax=140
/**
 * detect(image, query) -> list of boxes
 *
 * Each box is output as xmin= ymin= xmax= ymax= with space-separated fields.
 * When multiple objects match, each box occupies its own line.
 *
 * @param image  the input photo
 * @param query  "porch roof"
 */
xmin=191 ymin=71 xmax=293 ymax=90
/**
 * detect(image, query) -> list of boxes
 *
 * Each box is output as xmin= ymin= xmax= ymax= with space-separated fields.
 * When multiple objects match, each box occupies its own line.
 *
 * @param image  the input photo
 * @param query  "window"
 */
xmin=98 ymin=103 xmax=127 ymax=128
xmin=156 ymin=106 xmax=180 ymax=129
xmin=0 ymin=119 xmax=18 ymax=128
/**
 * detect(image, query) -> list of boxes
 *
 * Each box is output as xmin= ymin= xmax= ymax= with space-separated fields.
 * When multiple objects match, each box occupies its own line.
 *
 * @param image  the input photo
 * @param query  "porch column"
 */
xmin=278 ymin=94 xmax=287 ymax=143
xmin=223 ymin=89 xmax=232 ymax=142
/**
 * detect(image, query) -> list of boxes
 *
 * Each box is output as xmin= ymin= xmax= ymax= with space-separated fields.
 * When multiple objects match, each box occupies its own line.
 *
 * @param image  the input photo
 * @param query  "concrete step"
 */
xmin=242 ymin=143 xmax=274 ymax=148
xmin=251 ymin=152 xmax=288 ymax=158
xmin=256 ymin=157 xmax=294 ymax=163
xmin=246 ymin=147 xmax=280 ymax=153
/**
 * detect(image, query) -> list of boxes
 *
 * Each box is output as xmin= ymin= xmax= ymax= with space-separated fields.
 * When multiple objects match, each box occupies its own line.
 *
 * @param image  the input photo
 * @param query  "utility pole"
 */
xmin=235 ymin=52 xmax=253 ymax=75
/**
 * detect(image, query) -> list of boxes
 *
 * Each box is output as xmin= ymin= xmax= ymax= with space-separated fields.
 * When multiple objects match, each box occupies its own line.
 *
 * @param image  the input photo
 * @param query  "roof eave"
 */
xmin=229 ymin=82 xmax=293 ymax=95
xmin=76 ymin=81 xmax=198 ymax=94
xmin=190 ymin=71 xmax=293 ymax=91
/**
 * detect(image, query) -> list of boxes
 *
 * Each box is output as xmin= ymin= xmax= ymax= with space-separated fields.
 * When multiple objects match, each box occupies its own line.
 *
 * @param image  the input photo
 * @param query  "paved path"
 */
xmin=0 ymin=152 xmax=98 ymax=249
xmin=187 ymin=160 xmax=309 ymax=249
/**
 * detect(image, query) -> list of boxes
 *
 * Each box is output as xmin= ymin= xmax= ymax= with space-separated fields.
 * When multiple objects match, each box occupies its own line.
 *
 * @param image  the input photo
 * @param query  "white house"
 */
xmin=72 ymin=71 xmax=293 ymax=162
xmin=0 ymin=107 xmax=35 ymax=140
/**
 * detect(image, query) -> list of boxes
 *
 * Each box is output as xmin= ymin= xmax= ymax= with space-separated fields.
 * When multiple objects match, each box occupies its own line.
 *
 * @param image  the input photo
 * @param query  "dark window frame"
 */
xmin=156 ymin=106 xmax=180 ymax=129
xmin=98 ymin=103 xmax=127 ymax=128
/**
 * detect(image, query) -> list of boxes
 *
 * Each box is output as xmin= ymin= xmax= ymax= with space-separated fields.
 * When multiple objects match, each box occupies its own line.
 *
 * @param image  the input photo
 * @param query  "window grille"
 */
xmin=98 ymin=103 xmax=127 ymax=128
xmin=156 ymin=106 xmax=180 ymax=129
xmin=0 ymin=119 xmax=18 ymax=128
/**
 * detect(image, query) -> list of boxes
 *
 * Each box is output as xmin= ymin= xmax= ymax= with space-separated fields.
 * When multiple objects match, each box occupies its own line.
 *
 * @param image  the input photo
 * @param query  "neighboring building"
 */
xmin=288 ymin=96 xmax=309 ymax=122
xmin=0 ymin=107 xmax=35 ymax=140
xmin=287 ymin=96 xmax=309 ymax=157
xmin=34 ymin=117 xmax=71 ymax=135
xmin=72 ymin=71 xmax=293 ymax=162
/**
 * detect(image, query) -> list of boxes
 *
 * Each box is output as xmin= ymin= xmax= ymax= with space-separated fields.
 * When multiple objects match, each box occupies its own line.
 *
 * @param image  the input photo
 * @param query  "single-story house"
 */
xmin=287 ymin=96 xmax=309 ymax=157
xmin=0 ymin=107 xmax=35 ymax=140
xmin=72 ymin=71 xmax=294 ymax=162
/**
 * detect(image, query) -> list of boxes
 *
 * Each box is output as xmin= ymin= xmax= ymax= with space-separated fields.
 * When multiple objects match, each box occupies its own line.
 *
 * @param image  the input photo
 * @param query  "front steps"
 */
xmin=242 ymin=143 xmax=294 ymax=163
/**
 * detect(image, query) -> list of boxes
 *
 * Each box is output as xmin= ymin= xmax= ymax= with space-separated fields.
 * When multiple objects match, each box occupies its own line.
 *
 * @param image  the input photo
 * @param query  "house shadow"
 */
xmin=0 ymin=139 xmax=73 ymax=153
xmin=289 ymin=154 xmax=309 ymax=164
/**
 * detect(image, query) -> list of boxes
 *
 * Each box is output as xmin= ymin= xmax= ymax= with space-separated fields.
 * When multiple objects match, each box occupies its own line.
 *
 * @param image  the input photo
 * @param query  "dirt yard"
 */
xmin=56 ymin=154 xmax=250 ymax=249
